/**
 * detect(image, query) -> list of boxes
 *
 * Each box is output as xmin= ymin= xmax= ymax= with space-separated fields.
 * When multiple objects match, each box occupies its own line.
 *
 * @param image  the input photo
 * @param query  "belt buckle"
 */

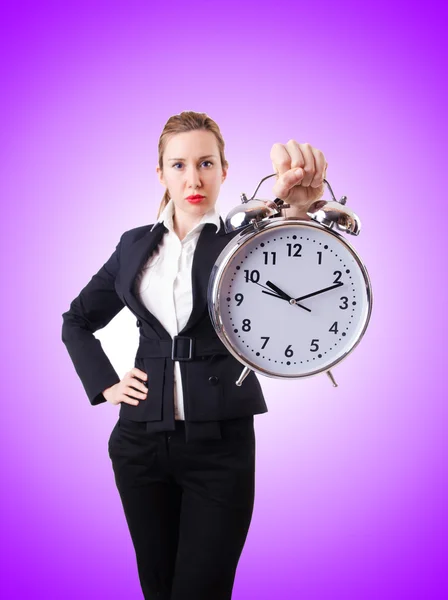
xmin=172 ymin=335 xmax=195 ymax=361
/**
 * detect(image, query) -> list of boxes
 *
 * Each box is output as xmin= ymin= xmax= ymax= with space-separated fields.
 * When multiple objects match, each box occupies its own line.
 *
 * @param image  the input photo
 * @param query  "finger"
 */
xmin=270 ymin=142 xmax=292 ymax=177
xmin=297 ymin=143 xmax=316 ymax=187
xmin=129 ymin=368 xmax=148 ymax=389
xmin=310 ymin=149 xmax=326 ymax=188
xmin=132 ymin=368 xmax=147 ymax=380
xmin=122 ymin=393 xmax=140 ymax=406
xmin=272 ymin=167 xmax=305 ymax=200
xmin=285 ymin=139 xmax=305 ymax=170
xmin=126 ymin=383 xmax=147 ymax=398
xmin=132 ymin=376 xmax=149 ymax=391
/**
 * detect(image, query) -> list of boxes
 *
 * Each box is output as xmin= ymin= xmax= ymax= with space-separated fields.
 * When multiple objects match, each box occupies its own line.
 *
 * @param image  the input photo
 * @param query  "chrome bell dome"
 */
xmin=224 ymin=196 xmax=284 ymax=233
xmin=224 ymin=174 xmax=287 ymax=234
xmin=224 ymin=173 xmax=361 ymax=236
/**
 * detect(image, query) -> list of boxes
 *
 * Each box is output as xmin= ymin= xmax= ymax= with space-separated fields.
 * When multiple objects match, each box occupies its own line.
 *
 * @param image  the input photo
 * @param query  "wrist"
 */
xmin=283 ymin=205 xmax=312 ymax=220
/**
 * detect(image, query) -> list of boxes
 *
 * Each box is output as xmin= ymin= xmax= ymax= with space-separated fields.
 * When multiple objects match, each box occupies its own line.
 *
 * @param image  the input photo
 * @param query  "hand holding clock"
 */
xmin=270 ymin=140 xmax=328 ymax=219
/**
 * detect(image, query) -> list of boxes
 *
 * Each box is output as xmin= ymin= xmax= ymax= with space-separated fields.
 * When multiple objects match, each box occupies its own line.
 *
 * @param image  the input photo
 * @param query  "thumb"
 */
xmin=272 ymin=168 xmax=304 ymax=200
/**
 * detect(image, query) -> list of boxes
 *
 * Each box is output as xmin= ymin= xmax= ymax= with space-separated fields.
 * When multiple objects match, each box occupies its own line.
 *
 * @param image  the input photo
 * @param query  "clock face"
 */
xmin=209 ymin=220 xmax=372 ymax=378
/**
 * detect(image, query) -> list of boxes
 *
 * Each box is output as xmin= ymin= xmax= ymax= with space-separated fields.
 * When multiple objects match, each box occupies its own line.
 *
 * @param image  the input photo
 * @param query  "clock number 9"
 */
xmin=235 ymin=293 xmax=244 ymax=306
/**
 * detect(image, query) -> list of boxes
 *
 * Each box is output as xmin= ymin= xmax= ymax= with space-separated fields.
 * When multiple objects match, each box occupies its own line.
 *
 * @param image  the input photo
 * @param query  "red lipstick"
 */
xmin=186 ymin=195 xmax=205 ymax=204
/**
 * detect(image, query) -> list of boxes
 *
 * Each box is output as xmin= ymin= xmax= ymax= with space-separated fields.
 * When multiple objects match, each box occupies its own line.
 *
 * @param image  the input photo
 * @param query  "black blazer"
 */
xmin=61 ymin=218 xmax=268 ymax=431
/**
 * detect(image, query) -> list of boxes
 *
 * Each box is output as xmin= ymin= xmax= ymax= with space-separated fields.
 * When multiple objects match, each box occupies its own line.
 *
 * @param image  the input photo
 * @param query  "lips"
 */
xmin=186 ymin=195 xmax=205 ymax=204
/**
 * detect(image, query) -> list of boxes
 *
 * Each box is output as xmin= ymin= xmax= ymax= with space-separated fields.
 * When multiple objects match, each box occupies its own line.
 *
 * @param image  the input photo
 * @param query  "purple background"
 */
xmin=1 ymin=1 xmax=446 ymax=598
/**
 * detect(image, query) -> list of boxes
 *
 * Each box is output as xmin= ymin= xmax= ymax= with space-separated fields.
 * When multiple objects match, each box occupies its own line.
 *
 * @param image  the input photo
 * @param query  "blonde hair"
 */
xmin=156 ymin=111 xmax=229 ymax=219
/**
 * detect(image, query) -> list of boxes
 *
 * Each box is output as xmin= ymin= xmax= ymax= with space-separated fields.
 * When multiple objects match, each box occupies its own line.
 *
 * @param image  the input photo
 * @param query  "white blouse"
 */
xmin=134 ymin=198 xmax=222 ymax=420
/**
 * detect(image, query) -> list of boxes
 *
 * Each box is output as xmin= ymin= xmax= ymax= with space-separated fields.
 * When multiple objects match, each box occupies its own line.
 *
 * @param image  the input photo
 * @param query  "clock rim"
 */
xmin=207 ymin=217 xmax=373 ymax=380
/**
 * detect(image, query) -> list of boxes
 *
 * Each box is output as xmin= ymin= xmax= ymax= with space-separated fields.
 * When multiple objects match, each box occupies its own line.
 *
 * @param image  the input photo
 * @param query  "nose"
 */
xmin=185 ymin=165 xmax=202 ymax=190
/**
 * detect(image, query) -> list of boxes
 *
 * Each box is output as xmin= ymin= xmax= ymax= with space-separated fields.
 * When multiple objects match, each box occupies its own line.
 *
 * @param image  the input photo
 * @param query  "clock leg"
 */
xmin=326 ymin=370 xmax=338 ymax=388
xmin=236 ymin=366 xmax=252 ymax=387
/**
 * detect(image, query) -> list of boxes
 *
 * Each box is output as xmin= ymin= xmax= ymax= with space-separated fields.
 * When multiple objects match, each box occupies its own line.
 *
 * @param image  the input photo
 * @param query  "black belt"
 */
xmin=136 ymin=335 xmax=228 ymax=362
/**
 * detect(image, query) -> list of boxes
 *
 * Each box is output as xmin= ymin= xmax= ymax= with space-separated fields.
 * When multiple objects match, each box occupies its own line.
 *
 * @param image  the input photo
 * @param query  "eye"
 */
xmin=172 ymin=160 xmax=213 ymax=169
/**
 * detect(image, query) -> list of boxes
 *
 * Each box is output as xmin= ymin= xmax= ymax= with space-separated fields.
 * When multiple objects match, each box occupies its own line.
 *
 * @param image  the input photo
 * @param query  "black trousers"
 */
xmin=108 ymin=415 xmax=256 ymax=600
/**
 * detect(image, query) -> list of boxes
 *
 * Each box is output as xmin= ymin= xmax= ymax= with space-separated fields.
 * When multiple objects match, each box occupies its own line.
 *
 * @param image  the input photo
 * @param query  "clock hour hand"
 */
xmin=263 ymin=280 xmax=311 ymax=313
xmin=294 ymin=282 xmax=344 ymax=302
xmin=264 ymin=281 xmax=292 ymax=301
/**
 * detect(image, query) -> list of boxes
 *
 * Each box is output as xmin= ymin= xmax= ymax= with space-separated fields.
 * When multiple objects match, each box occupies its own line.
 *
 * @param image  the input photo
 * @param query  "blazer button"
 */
xmin=208 ymin=376 xmax=219 ymax=386
xmin=136 ymin=319 xmax=142 ymax=327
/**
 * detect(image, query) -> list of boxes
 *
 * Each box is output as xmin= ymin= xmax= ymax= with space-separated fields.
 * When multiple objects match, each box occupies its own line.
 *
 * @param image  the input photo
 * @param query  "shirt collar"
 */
xmin=150 ymin=198 xmax=222 ymax=236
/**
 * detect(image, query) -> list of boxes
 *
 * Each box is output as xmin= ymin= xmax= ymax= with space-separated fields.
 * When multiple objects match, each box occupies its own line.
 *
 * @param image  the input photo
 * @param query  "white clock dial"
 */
xmin=213 ymin=221 xmax=372 ymax=378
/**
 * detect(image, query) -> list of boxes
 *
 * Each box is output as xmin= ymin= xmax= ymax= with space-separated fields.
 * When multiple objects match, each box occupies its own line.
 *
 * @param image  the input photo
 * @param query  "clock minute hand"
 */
xmin=264 ymin=280 xmax=311 ymax=313
xmin=294 ymin=282 xmax=343 ymax=303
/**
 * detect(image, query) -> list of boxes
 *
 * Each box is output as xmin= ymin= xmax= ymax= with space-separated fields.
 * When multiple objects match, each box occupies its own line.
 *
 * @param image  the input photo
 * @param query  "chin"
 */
xmin=185 ymin=199 xmax=210 ymax=208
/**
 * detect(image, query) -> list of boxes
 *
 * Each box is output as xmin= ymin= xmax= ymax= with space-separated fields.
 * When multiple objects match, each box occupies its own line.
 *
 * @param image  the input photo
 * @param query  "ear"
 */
xmin=156 ymin=166 xmax=165 ymax=186
xmin=221 ymin=166 xmax=228 ymax=183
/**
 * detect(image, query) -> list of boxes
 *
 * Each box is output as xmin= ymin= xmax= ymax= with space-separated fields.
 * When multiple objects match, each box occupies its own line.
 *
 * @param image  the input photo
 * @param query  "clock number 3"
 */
xmin=339 ymin=297 xmax=348 ymax=309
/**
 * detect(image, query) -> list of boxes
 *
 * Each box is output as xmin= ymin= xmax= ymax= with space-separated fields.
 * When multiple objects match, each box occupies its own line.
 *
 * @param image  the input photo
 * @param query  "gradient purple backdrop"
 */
xmin=1 ymin=1 xmax=446 ymax=599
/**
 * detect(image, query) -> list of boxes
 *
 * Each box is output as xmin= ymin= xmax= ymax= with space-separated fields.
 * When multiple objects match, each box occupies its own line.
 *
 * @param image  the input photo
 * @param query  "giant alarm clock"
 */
xmin=207 ymin=174 xmax=373 ymax=387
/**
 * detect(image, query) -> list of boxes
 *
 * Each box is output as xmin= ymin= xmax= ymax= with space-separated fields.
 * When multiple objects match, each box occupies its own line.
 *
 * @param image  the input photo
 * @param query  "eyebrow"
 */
xmin=167 ymin=154 xmax=218 ymax=161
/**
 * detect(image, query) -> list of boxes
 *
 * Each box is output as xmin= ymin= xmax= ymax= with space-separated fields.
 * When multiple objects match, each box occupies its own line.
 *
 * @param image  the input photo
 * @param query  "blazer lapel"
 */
xmin=180 ymin=218 xmax=230 ymax=335
xmin=120 ymin=222 xmax=170 ymax=338
xmin=120 ymin=217 xmax=231 ymax=339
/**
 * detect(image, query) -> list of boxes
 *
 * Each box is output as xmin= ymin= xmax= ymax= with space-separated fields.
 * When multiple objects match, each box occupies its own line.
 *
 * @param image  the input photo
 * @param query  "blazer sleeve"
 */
xmin=61 ymin=233 xmax=126 ymax=406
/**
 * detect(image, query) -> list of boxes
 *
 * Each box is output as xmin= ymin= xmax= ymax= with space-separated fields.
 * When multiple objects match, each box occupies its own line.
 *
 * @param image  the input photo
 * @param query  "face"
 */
xmin=156 ymin=130 xmax=227 ymax=218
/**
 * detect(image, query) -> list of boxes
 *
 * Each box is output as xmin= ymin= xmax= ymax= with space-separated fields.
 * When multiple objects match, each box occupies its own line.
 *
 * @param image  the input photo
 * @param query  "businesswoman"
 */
xmin=62 ymin=110 xmax=328 ymax=600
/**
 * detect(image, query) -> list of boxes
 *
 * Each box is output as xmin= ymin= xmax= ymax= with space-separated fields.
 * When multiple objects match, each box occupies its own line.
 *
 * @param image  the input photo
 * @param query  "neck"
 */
xmin=173 ymin=209 xmax=205 ymax=241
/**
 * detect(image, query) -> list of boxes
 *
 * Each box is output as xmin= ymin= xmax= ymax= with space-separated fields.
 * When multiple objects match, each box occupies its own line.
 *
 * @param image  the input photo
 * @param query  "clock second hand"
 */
xmin=256 ymin=280 xmax=312 ymax=313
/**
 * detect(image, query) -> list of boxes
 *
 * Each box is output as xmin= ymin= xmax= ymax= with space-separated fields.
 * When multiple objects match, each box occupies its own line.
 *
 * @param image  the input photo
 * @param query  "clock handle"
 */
xmin=236 ymin=365 xmax=252 ymax=387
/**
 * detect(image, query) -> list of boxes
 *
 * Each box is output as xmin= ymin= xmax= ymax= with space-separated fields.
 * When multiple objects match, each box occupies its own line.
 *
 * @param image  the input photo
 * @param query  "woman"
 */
xmin=62 ymin=111 xmax=328 ymax=600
